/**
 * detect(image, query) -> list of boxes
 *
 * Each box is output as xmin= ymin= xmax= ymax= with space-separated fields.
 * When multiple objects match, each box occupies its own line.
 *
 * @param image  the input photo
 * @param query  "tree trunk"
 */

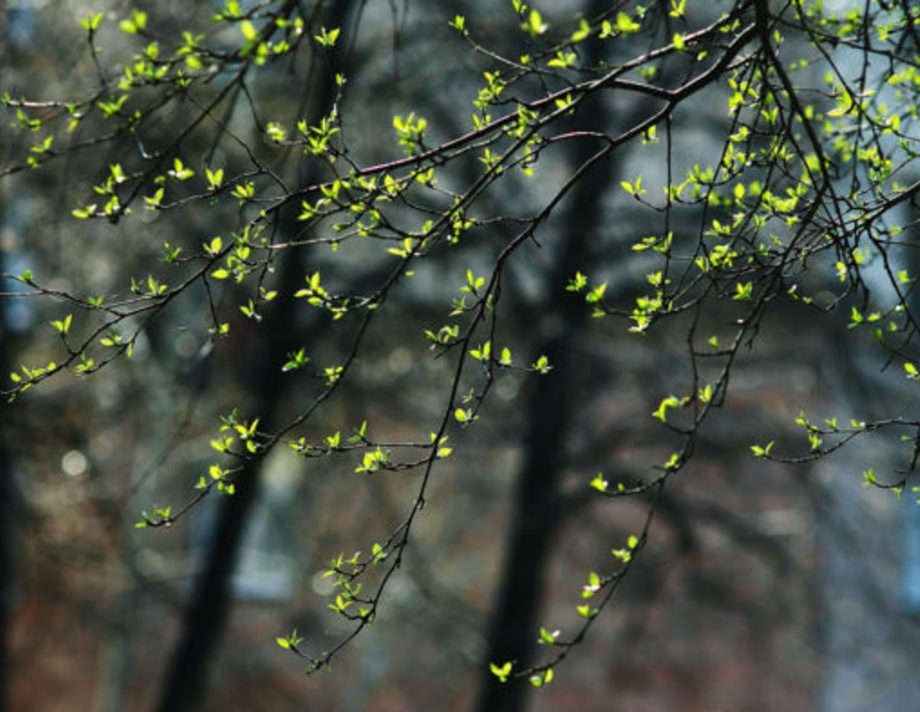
xmin=154 ymin=6 xmax=354 ymax=709
xmin=475 ymin=3 xmax=613 ymax=709
xmin=0 ymin=303 xmax=15 ymax=712
xmin=0 ymin=174 xmax=20 ymax=712
xmin=153 ymin=249 xmax=301 ymax=712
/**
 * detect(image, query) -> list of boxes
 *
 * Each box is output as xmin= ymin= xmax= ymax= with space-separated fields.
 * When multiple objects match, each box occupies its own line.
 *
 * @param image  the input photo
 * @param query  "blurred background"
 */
xmin=3 ymin=1 xmax=920 ymax=711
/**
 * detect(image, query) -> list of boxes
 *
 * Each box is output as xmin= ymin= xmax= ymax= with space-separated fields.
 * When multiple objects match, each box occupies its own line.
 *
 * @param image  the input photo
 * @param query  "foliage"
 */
xmin=3 ymin=0 xmax=920 ymax=696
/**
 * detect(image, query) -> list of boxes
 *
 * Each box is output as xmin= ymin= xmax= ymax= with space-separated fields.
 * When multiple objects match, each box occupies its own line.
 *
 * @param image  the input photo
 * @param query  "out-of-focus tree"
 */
xmin=3 ymin=1 xmax=920 ymax=710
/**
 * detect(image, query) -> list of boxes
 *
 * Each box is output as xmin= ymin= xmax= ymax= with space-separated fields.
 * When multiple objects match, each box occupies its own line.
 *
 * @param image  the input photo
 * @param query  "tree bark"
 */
xmin=475 ymin=3 xmax=613 ymax=709
xmin=153 ymin=6 xmax=355 ymax=709
xmin=153 ymin=247 xmax=301 ymax=712
xmin=0 ymin=289 xmax=16 ymax=712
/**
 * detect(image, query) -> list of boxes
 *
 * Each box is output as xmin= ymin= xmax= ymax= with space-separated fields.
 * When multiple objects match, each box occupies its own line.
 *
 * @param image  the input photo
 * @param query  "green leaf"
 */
xmin=240 ymin=20 xmax=258 ymax=41
xmin=81 ymin=12 xmax=103 ymax=31
xmin=532 ymin=355 xmax=552 ymax=374
xmin=652 ymin=395 xmax=688 ymax=423
xmin=276 ymin=628 xmax=303 ymax=650
xmin=547 ymin=50 xmax=576 ymax=68
xmin=732 ymin=282 xmax=753 ymax=301
xmin=582 ymin=571 xmax=601 ymax=598
xmin=615 ymin=12 xmax=641 ymax=35
xmin=620 ymin=175 xmax=645 ymax=197
xmin=566 ymin=271 xmax=588 ymax=292
xmin=314 ymin=26 xmax=341 ymax=48
xmin=585 ymin=281 xmax=607 ymax=305
xmin=205 ymin=167 xmax=224 ymax=189
xmin=205 ymin=236 xmax=223 ymax=256
xmin=51 ymin=314 xmax=73 ymax=335
xmin=119 ymin=10 xmax=147 ymax=34
xmin=571 ymin=18 xmax=591 ymax=42
xmin=523 ymin=9 xmax=548 ymax=36
xmin=169 ymin=158 xmax=195 ymax=181
xmin=662 ymin=453 xmax=681 ymax=471
xmin=490 ymin=661 xmax=513 ymax=683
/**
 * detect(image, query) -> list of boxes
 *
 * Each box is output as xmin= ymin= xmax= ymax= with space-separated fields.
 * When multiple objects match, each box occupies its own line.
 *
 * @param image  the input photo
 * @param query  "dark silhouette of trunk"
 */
xmin=475 ymin=3 xmax=613 ymax=710
xmin=0 ymin=276 xmax=16 ymax=712
xmin=0 ymin=446 xmax=11 ymax=712
xmin=153 ymin=249 xmax=301 ymax=712
xmin=0 ymin=18 xmax=17 ymax=711
xmin=0 ymin=465 xmax=10 ymax=712
xmin=154 ymin=6 xmax=354 ymax=710
xmin=474 ymin=313 xmax=585 ymax=712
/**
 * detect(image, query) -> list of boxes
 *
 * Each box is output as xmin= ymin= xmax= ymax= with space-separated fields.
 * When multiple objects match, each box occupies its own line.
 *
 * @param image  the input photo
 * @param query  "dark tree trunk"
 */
xmin=153 ymin=248 xmax=302 ymax=712
xmin=475 ymin=3 xmax=613 ymax=709
xmin=0 ymin=181 xmax=20 ymax=712
xmin=0 ymin=17 xmax=16 ymax=710
xmin=474 ymin=323 xmax=584 ymax=712
xmin=153 ymin=6 xmax=355 ymax=709
xmin=0 ymin=304 xmax=15 ymax=712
